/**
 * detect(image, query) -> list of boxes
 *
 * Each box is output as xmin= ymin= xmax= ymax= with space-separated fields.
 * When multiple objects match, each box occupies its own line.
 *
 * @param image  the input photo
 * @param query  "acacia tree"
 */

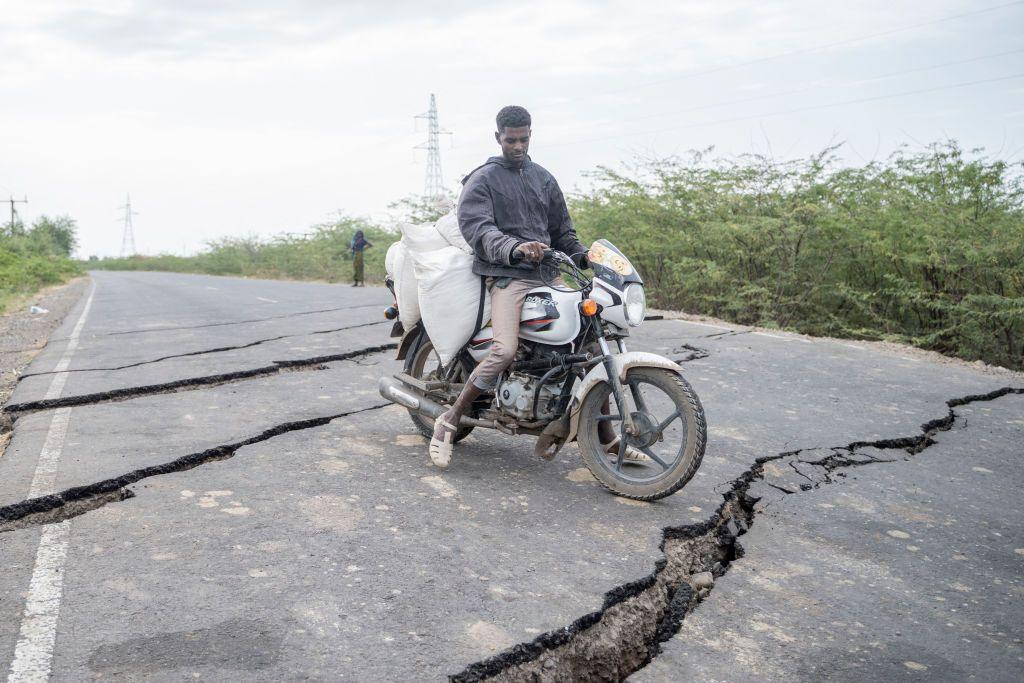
xmin=29 ymin=215 xmax=79 ymax=257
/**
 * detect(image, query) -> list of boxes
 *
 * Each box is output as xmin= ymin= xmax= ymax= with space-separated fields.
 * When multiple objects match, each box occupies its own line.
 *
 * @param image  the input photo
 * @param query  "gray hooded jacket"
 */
xmin=457 ymin=155 xmax=586 ymax=279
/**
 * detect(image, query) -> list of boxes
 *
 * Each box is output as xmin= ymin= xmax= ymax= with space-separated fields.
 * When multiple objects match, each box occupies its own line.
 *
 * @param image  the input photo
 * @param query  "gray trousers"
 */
xmin=468 ymin=277 xmax=540 ymax=390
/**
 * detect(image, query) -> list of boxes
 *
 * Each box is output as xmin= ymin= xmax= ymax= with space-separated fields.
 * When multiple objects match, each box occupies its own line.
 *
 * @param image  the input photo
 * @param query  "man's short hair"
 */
xmin=496 ymin=105 xmax=531 ymax=131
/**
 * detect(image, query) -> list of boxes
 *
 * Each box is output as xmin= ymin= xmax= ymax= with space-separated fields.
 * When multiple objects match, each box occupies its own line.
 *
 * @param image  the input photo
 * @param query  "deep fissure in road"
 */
xmin=3 ymin=343 xmax=397 ymax=416
xmin=451 ymin=386 xmax=1024 ymax=683
xmin=18 ymin=320 xmax=389 ymax=379
xmin=0 ymin=403 xmax=391 ymax=533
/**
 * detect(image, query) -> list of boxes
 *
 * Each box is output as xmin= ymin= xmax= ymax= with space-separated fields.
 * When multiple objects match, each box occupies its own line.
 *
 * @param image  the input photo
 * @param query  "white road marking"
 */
xmin=256 ymin=297 xmax=278 ymax=303
xmin=8 ymin=282 xmax=95 ymax=683
xmin=839 ymin=343 xmax=867 ymax=351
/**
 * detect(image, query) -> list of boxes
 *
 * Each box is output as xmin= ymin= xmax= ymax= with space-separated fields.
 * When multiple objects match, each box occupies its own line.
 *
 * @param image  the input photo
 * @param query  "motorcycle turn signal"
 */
xmin=580 ymin=299 xmax=600 ymax=317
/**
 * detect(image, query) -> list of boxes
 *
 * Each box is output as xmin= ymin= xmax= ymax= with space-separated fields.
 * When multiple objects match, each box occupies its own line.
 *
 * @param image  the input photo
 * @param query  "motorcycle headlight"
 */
xmin=624 ymin=283 xmax=646 ymax=327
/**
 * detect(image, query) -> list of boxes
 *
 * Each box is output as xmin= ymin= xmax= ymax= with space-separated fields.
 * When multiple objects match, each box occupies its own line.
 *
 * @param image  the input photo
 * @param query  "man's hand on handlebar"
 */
xmin=513 ymin=241 xmax=548 ymax=264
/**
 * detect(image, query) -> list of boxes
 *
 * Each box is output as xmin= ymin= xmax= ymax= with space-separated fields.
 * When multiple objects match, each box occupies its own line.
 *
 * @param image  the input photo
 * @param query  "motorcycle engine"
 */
xmin=497 ymin=372 xmax=560 ymax=421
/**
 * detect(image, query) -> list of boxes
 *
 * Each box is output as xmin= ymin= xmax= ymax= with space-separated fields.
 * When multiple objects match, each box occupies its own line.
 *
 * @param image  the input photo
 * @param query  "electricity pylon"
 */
xmin=118 ymin=194 xmax=138 ymax=257
xmin=414 ymin=93 xmax=452 ymax=199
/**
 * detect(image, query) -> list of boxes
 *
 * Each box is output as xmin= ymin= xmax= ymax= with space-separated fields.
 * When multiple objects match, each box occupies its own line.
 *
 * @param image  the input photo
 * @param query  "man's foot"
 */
xmin=605 ymin=438 xmax=652 ymax=464
xmin=429 ymin=412 xmax=458 ymax=468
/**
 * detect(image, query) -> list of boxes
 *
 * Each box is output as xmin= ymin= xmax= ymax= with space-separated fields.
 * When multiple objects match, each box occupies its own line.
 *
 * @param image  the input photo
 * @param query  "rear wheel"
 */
xmin=577 ymin=367 xmax=706 ymax=501
xmin=404 ymin=333 xmax=474 ymax=443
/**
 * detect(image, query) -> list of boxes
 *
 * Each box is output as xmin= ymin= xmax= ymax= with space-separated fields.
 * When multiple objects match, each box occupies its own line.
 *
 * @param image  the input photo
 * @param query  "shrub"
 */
xmin=571 ymin=142 xmax=1024 ymax=370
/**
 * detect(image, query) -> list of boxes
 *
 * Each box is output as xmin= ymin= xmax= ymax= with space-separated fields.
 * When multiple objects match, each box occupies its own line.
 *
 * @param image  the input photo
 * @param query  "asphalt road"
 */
xmin=1 ymin=271 xmax=1021 ymax=681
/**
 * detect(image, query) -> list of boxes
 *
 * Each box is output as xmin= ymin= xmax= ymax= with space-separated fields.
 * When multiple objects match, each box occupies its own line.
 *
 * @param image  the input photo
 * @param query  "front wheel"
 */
xmin=577 ymin=367 xmax=706 ymax=501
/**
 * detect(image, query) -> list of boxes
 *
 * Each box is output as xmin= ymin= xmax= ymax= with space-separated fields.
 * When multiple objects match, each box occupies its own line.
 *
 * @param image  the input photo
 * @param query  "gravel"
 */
xmin=1 ymin=277 xmax=89 ymax=411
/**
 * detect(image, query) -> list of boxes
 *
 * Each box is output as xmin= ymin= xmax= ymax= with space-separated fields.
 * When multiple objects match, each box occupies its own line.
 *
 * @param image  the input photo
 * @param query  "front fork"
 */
xmin=595 ymin=322 xmax=637 ymax=465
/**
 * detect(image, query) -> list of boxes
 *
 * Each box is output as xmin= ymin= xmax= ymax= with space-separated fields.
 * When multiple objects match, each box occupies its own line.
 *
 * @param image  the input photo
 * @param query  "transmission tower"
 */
xmin=118 ymin=193 xmax=138 ymax=257
xmin=414 ymin=93 xmax=452 ymax=199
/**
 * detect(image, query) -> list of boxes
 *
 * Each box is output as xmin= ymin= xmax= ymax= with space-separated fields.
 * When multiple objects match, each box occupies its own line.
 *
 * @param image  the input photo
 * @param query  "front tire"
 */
xmin=577 ymin=367 xmax=706 ymax=501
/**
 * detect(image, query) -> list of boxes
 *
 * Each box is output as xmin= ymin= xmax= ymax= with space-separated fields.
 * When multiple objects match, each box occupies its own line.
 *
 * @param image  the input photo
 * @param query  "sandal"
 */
xmin=429 ymin=415 xmax=457 ymax=468
xmin=606 ymin=437 xmax=651 ymax=464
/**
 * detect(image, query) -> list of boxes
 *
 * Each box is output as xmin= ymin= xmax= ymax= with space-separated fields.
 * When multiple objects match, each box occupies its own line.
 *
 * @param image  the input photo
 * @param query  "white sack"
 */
xmin=399 ymin=220 xmax=448 ymax=253
xmin=412 ymin=245 xmax=489 ymax=366
xmin=384 ymin=240 xmax=399 ymax=275
xmin=433 ymin=211 xmax=473 ymax=254
xmin=386 ymin=241 xmax=421 ymax=328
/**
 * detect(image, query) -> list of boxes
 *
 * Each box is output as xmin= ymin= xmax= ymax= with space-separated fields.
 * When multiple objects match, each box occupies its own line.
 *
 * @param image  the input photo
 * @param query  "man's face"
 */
xmin=495 ymin=126 xmax=531 ymax=166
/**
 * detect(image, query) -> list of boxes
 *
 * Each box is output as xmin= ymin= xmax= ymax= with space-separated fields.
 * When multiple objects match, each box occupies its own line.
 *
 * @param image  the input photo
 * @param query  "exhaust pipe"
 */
xmin=378 ymin=376 xmax=445 ymax=419
xmin=378 ymin=376 xmax=498 ymax=429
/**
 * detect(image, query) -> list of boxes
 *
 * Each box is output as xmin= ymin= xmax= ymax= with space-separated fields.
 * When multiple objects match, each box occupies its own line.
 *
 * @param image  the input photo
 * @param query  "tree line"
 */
xmin=570 ymin=141 xmax=1023 ymax=370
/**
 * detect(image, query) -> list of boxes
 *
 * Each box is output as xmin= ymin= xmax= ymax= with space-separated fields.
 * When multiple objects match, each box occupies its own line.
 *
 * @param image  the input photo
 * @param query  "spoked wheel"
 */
xmin=405 ymin=333 xmax=474 ymax=443
xmin=577 ymin=367 xmax=706 ymax=501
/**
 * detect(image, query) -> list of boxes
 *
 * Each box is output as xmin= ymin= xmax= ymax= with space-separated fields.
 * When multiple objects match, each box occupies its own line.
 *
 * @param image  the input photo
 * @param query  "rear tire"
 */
xmin=577 ymin=367 xmax=706 ymax=501
xmin=404 ymin=332 xmax=474 ymax=444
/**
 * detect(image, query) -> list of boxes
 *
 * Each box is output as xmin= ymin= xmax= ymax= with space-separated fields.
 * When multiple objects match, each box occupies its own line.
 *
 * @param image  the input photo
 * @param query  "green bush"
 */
xmin=571 ymin=142 xmax=1024 ymax=370
xmin=0 ymin=215 xmax=82 ymax=312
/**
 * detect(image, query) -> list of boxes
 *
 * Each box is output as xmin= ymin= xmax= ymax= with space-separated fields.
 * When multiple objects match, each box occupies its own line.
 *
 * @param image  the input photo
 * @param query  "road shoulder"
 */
xmin=1 ymin=277 xmax=89 ymax=453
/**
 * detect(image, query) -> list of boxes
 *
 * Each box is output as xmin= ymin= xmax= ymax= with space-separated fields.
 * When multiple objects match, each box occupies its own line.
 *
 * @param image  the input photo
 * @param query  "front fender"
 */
xmin=566 ymin=352 xmax=685 ymax=443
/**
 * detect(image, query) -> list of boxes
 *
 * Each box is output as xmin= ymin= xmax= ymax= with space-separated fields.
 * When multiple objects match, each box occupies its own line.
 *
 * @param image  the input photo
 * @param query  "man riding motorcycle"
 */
xmin=429 ymin=105 xmax=641 ymax=468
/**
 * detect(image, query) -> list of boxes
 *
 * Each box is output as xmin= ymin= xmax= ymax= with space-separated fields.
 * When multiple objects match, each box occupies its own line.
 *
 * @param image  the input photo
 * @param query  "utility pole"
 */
xmin=414 ymin=93 xmax=452 ymax=200
xmin=6 ymin=196 xmax=27 ymax=234
xmin=118 ymin=193 xmax=138 ymax=257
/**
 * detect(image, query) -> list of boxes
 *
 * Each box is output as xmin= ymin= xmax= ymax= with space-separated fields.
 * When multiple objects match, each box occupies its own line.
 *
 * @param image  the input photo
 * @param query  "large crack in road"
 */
xmin=2 ymin=343 xmax=397 ymax=417
xmin=0 ymin=403 xmax=391 ymax=533
xmin=36 ymin=302 xmax=389 ymax=346
xmin=18 ymin=320 xmax=388 ymax=379
xmin=451 ymin=386 xmax=1024 ymax=683
xmin=673 ymin=344 xmax=710 ymax=362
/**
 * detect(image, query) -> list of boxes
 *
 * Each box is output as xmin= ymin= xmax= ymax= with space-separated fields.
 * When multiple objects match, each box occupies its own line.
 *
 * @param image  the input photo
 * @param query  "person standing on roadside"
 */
xmin=350 ymin=230 xmax=372 ymax=287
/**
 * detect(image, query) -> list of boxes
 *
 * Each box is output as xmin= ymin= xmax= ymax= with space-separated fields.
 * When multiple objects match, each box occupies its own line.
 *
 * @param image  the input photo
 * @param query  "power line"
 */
xmin=598 ymin=1 xmax=1024 ymax=96
xmin=577 ymin=47 xmax=1024 ymax=132
xmin=547 ymin=72 xmax=1024 ymax=148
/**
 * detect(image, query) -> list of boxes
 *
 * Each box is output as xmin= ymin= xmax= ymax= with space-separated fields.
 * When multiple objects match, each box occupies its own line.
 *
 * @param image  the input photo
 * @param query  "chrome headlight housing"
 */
xmin=623 ymin=283 xmax=646 ymax=327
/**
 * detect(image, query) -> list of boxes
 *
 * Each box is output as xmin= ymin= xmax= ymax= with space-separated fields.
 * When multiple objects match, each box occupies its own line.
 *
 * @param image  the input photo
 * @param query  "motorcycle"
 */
xmin=378 ymin=240 xmax=706 ymax=501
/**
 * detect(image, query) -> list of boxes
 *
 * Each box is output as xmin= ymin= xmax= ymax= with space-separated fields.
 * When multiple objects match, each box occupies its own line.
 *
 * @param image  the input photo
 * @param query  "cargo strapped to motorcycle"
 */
xmin=473 ymin=275 xmax=486 ymax=334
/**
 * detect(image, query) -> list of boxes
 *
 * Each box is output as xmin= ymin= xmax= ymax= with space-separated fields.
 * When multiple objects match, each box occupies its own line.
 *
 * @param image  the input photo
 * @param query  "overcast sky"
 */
xmin=2 ymin=0 xmax=1022 ymax=257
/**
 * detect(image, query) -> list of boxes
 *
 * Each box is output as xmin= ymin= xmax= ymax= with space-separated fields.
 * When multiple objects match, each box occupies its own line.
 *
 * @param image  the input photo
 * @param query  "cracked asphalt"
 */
xmin=1 ymin=270 xmax=1021 ymax=681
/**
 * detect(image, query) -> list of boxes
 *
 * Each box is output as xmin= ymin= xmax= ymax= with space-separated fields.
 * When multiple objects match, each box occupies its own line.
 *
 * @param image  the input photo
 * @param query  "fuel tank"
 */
xmin=467 ymin=286 xmax=582 ymax=362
